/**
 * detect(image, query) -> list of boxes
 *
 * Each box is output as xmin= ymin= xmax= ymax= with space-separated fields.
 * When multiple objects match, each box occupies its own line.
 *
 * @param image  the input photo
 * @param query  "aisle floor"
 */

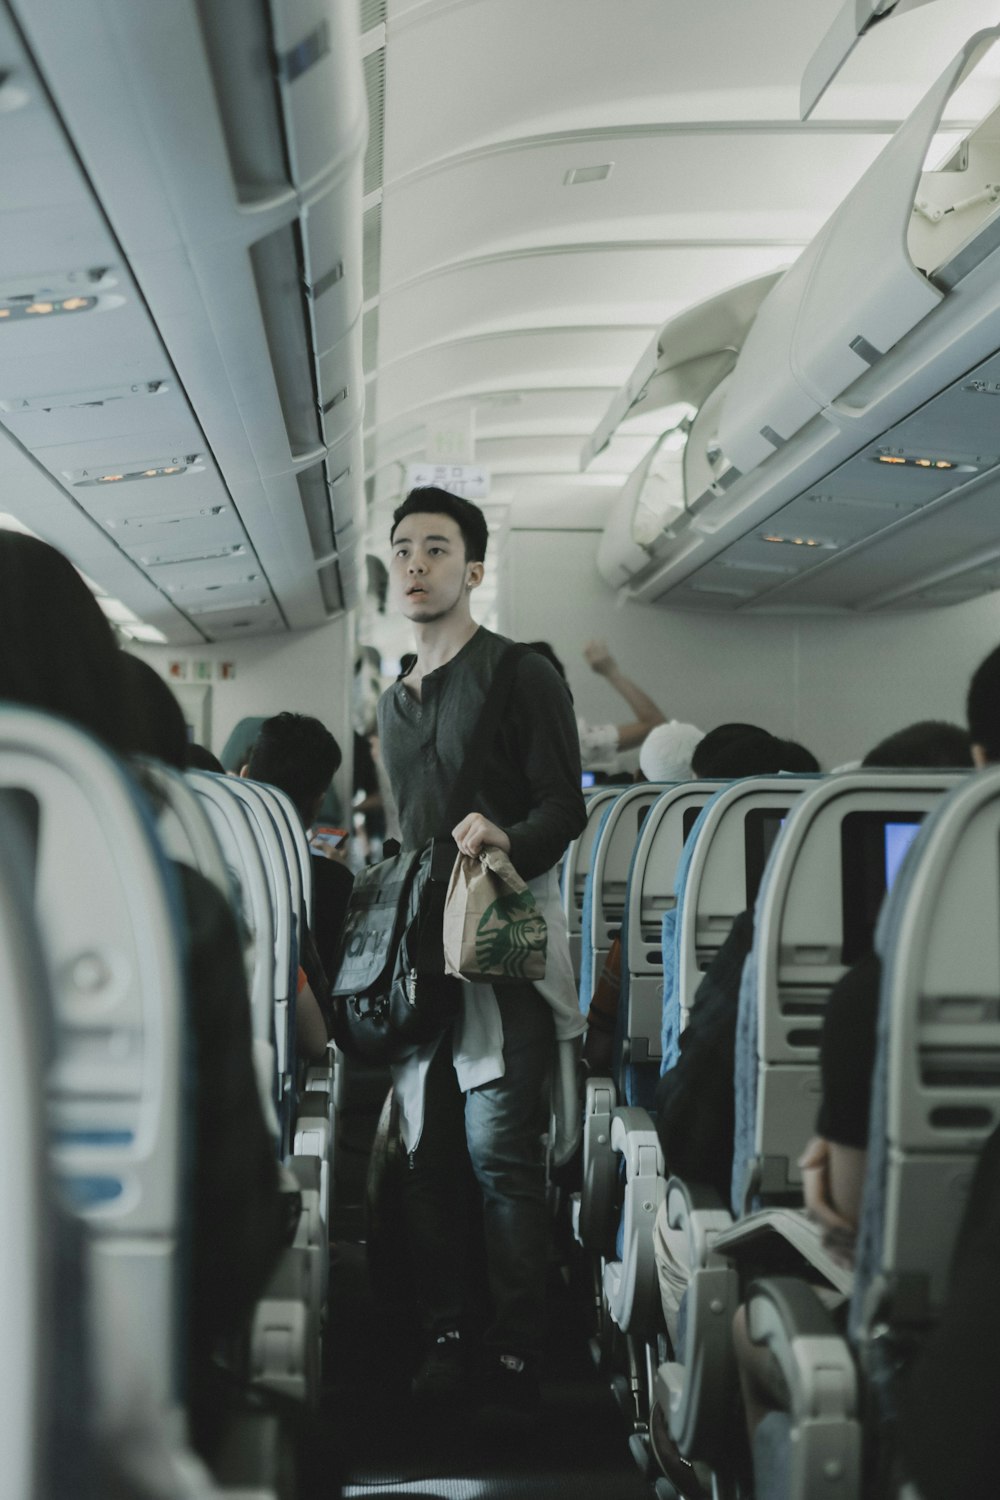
xmin=313 ymin=1209 xmax=654 ymax=1500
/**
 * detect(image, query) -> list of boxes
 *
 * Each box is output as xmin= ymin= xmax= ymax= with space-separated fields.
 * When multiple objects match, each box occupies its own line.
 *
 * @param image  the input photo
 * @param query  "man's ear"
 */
xmin=239 ymin=764 xmax=250 ymax=778
xmin=466 ymin=560 xmax=485 ymax=591
xmin=972 ymin=742 xmax=989 ymax=769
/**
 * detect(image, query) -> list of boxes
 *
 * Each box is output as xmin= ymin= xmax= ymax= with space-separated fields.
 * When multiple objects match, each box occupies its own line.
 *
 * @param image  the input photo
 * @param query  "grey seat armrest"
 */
xmin=665 ymin=1174 xmax=733 ymax=1270
xmin=602 ymin=1107 xmax=666 ymax=1338
xmin=577 ymin=1075 xmax=618 ymax=1251
xmin=657 ymin=1175 xmax=739 ymax=1466
xmin=745 ymin=1276 xmax=860 ymax=1500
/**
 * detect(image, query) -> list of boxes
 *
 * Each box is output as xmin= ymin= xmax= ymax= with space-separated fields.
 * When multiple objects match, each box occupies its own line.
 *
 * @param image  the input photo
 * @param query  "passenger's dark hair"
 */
xmin=118 ymin=655 xmax=189 ymax=771
xmin=390 ymin=487 xmax=489 ymax=563
xmin=0 ymin=532 xmax=128 ymax=752
xmin=967 ymin=643 xmax=1000 ymax=762
xmin=525 ymin=641 xmax=567 ymax=681
xmin=247 ymin=711 xmax=342 ymax=824
xmin=187 ymin=742 xmax=225 ymax=774
xmin=691 ymin=723 xmax=769 ymax=778
xmin=696 ymin=726 xmax=818 ymax=778
xmin=862 ymin=720 xmax=971 ymax=769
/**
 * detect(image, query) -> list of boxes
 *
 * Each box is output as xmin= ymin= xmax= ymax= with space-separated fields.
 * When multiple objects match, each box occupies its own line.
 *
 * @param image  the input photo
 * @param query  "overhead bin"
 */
xmin=6 ymin=0 xmax=367 ymax=639
xmin=582 ymin=272 xmax=784 ymax=474
xmin=595 ymin=274 xmax=782 ymax=591
xmin=600 ymin=26 xmax=1000 ymax=615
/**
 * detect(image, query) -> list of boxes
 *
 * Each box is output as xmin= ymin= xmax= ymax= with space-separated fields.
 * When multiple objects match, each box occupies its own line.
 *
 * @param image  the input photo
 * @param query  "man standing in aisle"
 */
xmin=377 ymin=486 xmax=586 ymax=1417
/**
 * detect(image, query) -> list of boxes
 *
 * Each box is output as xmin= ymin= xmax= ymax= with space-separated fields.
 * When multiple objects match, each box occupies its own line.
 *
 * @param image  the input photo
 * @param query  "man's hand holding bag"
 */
xmin=443 ymin=848 xmax=548 ymax=984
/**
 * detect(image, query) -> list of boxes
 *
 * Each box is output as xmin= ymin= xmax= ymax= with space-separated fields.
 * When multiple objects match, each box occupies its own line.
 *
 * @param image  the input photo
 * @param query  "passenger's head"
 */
xmin=695 ymin=724 xmax=819 ymax=778
xmin=245 ymin=712 xmax=342 ymax=826
xmin=862 ymin=720 xmax=971 ymax=770
xmin=186 ymin=743 xmax=225 ymax=774
xmin=967 ymin=643 xmax=1000 ymax=766
xmin=118 ymin=655 xmax=189 ymax=771
xmin=690 ymin=723 xmax=766 ymax=778
xmin=639 ymin=721 xmax=705 ymax=783
xmin=0 ymin=532 xmax=127 ymax=752
xmin=390 ymin=487 xmax=488 ymax=564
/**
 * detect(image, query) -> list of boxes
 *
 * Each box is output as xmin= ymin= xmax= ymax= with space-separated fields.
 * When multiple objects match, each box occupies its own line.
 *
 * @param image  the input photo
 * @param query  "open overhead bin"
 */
xmin=601 ymin=26 xmax=1000 ymax=614
xmin=594 ymin=272 xmax=785 ymax=589
xmin=2 ymin=0 xmax=367 ymax=641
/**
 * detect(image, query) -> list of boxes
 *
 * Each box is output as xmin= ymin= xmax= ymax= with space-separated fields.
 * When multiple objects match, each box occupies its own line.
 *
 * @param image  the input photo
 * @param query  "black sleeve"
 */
xmin=655 ymin=910 xmax=754 ymax=1203
xmin=501 ymin=652 xmax=587 ymax=881
xmin=815 ymin=952 xmax=881 ymax=1149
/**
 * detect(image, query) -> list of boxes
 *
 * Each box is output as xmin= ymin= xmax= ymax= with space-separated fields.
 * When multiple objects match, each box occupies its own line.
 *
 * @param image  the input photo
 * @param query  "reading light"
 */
xmin=874 ymin=453 xmax=965 ymax=470
xmin=0 ymin=295 xmax=98 ymax=323
xmin=761 ymin=534 xmax=835 ymax=549
xmin=74 ymin=460 xmax=197 ymax=488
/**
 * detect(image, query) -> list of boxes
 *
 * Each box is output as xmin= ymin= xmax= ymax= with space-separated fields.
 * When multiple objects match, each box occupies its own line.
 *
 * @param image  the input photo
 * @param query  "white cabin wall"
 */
xmin=126 ymin=613 xmax=355 ymax=815
xmin=501 ymin=528 xmax=1000 ymax=768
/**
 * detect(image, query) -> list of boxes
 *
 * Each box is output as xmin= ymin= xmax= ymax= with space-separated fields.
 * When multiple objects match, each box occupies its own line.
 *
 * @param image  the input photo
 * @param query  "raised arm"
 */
xmin=584 ymin=640 xmax=666 ymax=751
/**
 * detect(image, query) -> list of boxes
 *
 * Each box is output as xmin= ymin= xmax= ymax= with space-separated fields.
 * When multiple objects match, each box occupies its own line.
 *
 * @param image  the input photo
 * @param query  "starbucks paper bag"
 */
xmin=443 ymin=848 xmax=548 ymax=983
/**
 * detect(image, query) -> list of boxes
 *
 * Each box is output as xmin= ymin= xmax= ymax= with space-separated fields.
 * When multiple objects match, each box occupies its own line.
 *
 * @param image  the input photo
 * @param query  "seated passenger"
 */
xmin=0 ymin=538 xmax=294 ymax=1463
xmin=244 ymin=711 xmax=354 ymax=990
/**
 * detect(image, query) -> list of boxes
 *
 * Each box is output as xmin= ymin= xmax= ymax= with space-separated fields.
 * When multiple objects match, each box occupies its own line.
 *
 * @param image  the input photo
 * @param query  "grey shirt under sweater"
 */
xmin=377 ymin=626 xmax=586 ymax=882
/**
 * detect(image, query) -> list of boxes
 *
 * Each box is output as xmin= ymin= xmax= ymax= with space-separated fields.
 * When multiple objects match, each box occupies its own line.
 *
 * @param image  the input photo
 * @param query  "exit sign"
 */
xmin=405 ymin=463 xmax=490 ymax=500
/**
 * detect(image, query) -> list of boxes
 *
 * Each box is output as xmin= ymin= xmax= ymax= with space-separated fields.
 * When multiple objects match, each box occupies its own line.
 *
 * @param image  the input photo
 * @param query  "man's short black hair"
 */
xmin=863 ymin=720 xmax=971 ymax=769
xmin=967 ymin=643 xmax=1000 ymax=762
xmin=390 ymin=487 xmax=489 ymax=563
xmin=247 ymin=712 xmax=342 ymax=824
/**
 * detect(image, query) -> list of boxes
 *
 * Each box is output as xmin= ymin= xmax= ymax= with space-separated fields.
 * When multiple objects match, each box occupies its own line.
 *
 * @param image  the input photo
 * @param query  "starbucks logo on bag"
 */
xmin=475 ymin=888 xmax=548 ymax=978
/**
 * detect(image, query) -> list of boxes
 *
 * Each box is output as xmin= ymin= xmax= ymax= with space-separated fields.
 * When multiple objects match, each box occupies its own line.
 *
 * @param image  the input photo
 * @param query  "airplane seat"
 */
xmin=563 ymin=788 xmax=621 ymax=984
xmin=577 ymin=798 xmax=618 ymax=1016
xmin=660 ymin=775 xmax=955 ymax=1484
xmin=0 ymin=797 xmax=71 ymax=1500
xmin=743 ymin=769 xmax=1000 ymax=1500
xmin=200 ymin=776 xmax=327 ymax=1399
xmin=618 ymin=781 xmax=725 ymax=1084
xmin=0 ymin=709 xmax=194 ymax=1455
xmin=187 ymin=771 xmax=281 ymax=1139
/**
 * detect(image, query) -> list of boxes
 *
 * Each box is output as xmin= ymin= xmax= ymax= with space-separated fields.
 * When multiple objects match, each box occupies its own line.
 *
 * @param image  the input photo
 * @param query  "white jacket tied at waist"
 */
xmin=391 ymin=865 xmax=585 ymax=1154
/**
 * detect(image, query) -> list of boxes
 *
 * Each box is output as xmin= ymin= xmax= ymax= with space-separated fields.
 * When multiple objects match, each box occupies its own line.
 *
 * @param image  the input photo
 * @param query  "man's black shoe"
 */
xmin=410 ymin=1330 xmax=469 ymax=1409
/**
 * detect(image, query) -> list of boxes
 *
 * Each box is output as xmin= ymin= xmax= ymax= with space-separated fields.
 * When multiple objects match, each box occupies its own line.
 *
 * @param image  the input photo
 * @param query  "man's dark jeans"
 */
xmin=400 ymin=982 xmax=555 ymax=1357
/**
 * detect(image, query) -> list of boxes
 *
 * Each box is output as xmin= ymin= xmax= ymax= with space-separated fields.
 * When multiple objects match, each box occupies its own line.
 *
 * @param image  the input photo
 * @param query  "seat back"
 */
xmin=734 ymin=771 xmax=960 ymax=1213
xmin=0 ymin=799 xmax=56 ymax=1500
xmin=677 ymin=777 xmax=817 ymax=1027
xmin=137 ymin=760 xmax=234 ymax=905
xmin=245 ymin=777 xmax=307 ymax=935
xmin=0 ymin=708 xmax=187 ymax=1426
xmin=625 ymin=781 xmax=723 ymax=1066
xmin=187 ymin=770 xmax=275 ymax=1044
xmin=562 ymin=787 xmax=621 ymax=980
xmin=262 ymin=782 xmax=314 ymax=929
xmin=853 ymin=768 xmax=1000 ymax=1339
xmin=587 ymin=782 xmax=670 ymax=1007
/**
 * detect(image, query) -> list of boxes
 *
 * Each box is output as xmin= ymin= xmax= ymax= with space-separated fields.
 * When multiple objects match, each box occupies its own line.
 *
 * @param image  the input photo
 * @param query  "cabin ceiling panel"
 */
xmin=377 ymin=244 xmax=800 ymax=361
xmin=375 ymin=326 xmax=653 ymax=425
xmin=385 ymin=1 xmax=857 ymax=173
xmin=385 ymin=0 xmax=998 ymax=173
xmin=380 ymin=132 xmax=887 ymax=286
xmin=473 ymin=433 xmax=657 ymax=477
